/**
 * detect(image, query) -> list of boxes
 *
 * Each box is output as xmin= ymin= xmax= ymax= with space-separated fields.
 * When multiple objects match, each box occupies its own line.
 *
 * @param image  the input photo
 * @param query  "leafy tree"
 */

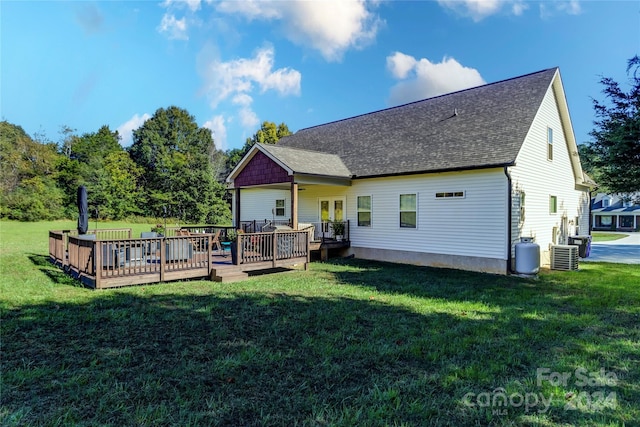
xmin=0 ymin=121 xmax=64 ymax=220
xmin=129 ymin=106 xmax=230 ymax=223
xmin=224 ymin=121 xmax=291 ymax=177
xmin=94 ymin=151 xmax=143 ymax=220
xmin=582 ymin=55 xmax=640 ymax=195
xmin=55 ymin=125 xmax=130 ymax=218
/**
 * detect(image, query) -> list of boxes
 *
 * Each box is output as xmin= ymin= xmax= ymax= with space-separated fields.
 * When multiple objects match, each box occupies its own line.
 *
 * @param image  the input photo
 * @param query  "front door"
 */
xmin=319 ymin=197 xmax=345 ymax=233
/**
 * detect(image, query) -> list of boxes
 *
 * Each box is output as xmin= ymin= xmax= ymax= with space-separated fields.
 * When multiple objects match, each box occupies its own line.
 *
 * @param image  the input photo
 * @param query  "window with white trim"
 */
xmin=547 ymin=127 xmax=553 ymax=160
xmin=549 ymin=195 xmax=557 ymax=214
xmin=435 ymin=191 xmax=465 ymax=199
xmin=275 ymin=199 xmax=285 ymax=217
xmin=357 ymin=195 xmax=372 ymax=227
xmin=399 ymin=194 xmax=417 ymax=228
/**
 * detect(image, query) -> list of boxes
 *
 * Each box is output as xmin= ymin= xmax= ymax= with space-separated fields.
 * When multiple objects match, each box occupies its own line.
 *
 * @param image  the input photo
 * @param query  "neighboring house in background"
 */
xmin=227 ymin=68 xmax=595 ymax=274
xmin=591 ymin=193 xmax=640 ymax=231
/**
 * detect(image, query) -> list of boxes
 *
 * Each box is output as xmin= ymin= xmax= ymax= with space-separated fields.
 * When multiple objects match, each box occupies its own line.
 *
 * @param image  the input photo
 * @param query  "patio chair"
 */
xmin=140 ymin=232 xmax=160 ymax=257
xmin=165 ymin=239 xmax=193 ymax=261
xmin=210 ymin=230 xmax=222 ymax=254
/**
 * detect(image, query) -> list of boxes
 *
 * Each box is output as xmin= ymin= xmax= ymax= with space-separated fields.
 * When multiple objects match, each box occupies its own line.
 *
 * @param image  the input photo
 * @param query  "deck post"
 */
xmin=291 ymin=182 xmax=298 ymax=230
xmin=272 ymin=232 xmax=277 ymax=268
xmin=207 ymin=234 xmax=213 ymax=273
xmin=234 ymin=188 xmax=241 ymax=229
xmin=305 ymin=232 xmax=310 ymax=270
xmin=160 ymin=238 xmax=166 ymax=282
xmin=94 ymin=240 xmax=101 ymax=289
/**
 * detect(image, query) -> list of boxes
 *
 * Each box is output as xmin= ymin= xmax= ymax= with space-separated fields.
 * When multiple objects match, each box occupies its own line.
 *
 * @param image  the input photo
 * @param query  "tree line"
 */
xmin=0 ymin=106 xmax=290 ymax=222
xmin=2 ymin=56 xmax=637 ymax=222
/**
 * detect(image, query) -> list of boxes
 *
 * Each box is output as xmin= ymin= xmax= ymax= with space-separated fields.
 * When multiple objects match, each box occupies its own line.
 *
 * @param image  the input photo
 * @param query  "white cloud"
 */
xmin=540 ymin=0 xmax=582 ymax=19
xmin=436 ymin=0 xmax=533 ymax=21
xmin=438 ymin=0 xmax=579 ymax=20
xmin=238 ymin=107 xmax=260 ymax=129
xmin=216 ymin=0 xmax=281 ymax=20
xmin=161 ymin=0 xmax=202 ymax=12
xmin=117 ymin=113 xmax=151 ymax=146
xmin=157 ymin=13 xmax=188 ymax=40
xmin=203 ymin=45 xmax=301 ymax=108
xmin=232 ymin=93 xmax=253 ymax=107
xmin=386 ymin=54 xmax=485 ymax=106
xmin=216 ymin=0 xmax=383 ymax=61
xmin=199 ymin=45 xmax=300 ymax=146
xmin=203 ymin=115 xmax=228 ymax=150
xmin=560 ymin=0 xmax=582 ymax=15
xmin=387 ymin=52 xmax=418 ymax=79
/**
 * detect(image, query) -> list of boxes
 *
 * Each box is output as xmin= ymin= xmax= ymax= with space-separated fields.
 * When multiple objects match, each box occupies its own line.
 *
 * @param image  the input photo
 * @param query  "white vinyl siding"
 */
xmin=294 ymin=168 xmax=508 ymax=260
xmin=510 ymin=78 xmax=590 ymax=261
xmin=238 ymin=188 xmax=289 ymax=222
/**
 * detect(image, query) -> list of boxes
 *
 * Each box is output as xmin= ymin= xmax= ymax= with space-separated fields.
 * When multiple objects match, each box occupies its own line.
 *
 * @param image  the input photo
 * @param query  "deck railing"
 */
xmin=169 ymin=225 xmax=236 ymax=241
xmin=235 ymin=220 xmax=350 ymax=242
xmin=67 ymin=234 xmax=216 ymax=288
xmin=49 ymin=228 xmax=133 ymax=267
xmin=239 ymin=219 xmax=291 ymax=233
xmin=49 ymin=228 xmax=310 ymax=288
xmin=300 ymin=221 xmax=349 ymax=242
xmin=234 ymin=230 xmax=310 ymax=266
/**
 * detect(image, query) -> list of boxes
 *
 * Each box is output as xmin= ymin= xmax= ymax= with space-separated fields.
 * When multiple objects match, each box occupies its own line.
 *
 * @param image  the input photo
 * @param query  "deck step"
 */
xmin=211 ymin=270 xmax=250 ymax=283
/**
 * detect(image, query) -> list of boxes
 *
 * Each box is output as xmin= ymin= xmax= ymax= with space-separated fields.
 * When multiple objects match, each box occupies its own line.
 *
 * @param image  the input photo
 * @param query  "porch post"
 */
xmin=291 ymin=182 xmax=298 ymax=230
xmin=235 ymin=188 xmax=241 ymax=229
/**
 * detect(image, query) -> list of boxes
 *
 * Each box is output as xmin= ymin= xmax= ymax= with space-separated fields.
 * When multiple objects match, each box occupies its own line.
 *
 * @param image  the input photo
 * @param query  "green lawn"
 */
xmin=591 ymin=232 xmax=629 ymax=242
xmin=1 ymin=221 xmax=639 ymax=426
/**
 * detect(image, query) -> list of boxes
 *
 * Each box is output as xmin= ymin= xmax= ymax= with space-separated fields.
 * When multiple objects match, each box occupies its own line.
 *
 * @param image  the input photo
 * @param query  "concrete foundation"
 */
xmin=348 ymin=246 xmax=508 ymax=275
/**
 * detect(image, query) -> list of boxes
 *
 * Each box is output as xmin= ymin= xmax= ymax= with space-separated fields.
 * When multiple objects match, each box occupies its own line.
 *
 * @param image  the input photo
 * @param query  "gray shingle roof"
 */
xmin=260 ymin=144 xmax=351 ymax=177
xmin=277 ymin=68 xmax=558 ymax=178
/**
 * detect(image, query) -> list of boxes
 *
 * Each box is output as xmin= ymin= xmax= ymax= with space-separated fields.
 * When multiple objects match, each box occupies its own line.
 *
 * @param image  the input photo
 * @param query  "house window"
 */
xmin=357 ymin=195 xmax=372 ymax=227
xmin=549 ymin=195 xmax=557 ymax=214
xmin=400 ymin=194 xmax=417 ymax=228
xmin=602 ymin=198 xmax=610 ymax=208
xmin=620 ymin=216 xmax=634 ymax=228
xmin=547 ymin=127 xmax=553 ymax=160
xmin=275 ymin=199 xmax=285 ymax=217
xmin=597 ymin=215 xmax=613 ymax=227
xmin=435 ymin=191 xmax=465 ymax=199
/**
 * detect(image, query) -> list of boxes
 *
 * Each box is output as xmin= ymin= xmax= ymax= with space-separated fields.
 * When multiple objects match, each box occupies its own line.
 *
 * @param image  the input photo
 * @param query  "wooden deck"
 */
xmin=49 ymin=229 xmax=312 ymax=289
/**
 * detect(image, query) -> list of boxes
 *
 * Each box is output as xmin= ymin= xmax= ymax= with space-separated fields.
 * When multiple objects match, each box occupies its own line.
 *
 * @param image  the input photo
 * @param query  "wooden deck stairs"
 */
xmin=210 ymin=268 xmax=249 ymax=283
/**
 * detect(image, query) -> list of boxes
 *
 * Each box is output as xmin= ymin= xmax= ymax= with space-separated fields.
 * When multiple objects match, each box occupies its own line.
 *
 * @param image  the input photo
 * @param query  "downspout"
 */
xmin=588 ymin=189 xmax=594 ymax=236
xmin=504 ymin=166 xmax=514 ymax=274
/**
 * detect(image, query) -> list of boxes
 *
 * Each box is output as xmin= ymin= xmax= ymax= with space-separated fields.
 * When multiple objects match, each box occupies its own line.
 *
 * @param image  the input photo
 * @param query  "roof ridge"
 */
xmin=296 ymin=67 xmax=558 ymax=132
xmin=260 ymin=142 xmax=337 ymax=156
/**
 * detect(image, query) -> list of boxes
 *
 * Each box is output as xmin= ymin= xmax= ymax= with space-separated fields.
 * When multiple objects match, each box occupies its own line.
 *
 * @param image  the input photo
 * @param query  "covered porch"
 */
xmin=227 ymin=143 xmax=354 ymax=260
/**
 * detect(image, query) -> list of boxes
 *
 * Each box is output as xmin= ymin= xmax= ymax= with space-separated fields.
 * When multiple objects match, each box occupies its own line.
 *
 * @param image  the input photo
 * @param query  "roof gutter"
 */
xmin=504 ymin=166 xmax=514 ymax=274
xmin=352 ymin=162 xmax=515 ymax=180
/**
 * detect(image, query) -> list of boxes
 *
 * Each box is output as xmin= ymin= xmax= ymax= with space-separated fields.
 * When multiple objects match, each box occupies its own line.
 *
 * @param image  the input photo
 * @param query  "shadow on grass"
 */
xmin=3 ymin=261 xmax=637 ymax=426
xmin=26 ymin=253 xmax=85 ymax=288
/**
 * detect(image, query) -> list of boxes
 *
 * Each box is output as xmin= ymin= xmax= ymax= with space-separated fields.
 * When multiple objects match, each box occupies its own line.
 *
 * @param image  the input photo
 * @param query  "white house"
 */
xmin=591 ymin=193 xmax=640 ymax=231
xmin=226 ymin=68 xmax=594 ymax=274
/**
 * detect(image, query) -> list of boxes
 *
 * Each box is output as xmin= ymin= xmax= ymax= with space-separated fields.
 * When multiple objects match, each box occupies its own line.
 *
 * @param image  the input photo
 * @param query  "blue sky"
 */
xmin=2 ymin=1 xmax=638 ymax=151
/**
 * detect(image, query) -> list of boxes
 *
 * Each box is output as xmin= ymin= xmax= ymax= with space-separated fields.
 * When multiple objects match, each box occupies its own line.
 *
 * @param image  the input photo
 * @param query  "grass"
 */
xmin=1 ymin=220 xmax=639 ymax=426
xmin=591 ymin=232 xmax=630 ymax=242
